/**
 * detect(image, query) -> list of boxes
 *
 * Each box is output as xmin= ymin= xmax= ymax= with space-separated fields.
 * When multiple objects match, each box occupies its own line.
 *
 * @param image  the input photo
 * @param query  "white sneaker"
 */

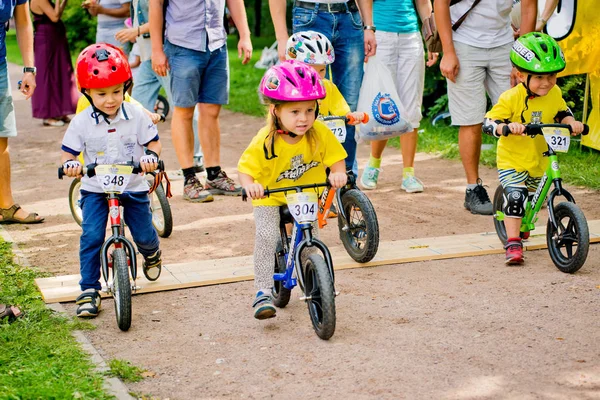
xmin=401 ymin=175 xmax=424 ymax=193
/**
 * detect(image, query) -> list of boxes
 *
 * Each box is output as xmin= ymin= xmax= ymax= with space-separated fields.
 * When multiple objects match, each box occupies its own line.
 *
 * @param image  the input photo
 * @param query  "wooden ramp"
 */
xmin=35 ymin=220 xmax=600 ymax=303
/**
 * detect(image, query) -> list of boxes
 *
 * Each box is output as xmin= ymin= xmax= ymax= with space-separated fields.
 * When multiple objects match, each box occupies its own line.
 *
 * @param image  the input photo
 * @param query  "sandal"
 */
xmin=61 ymin=115 xmax=72 ymax=123
xmin=0 ymin=304 xmax=22 ymax=323
xmin=43 ymin=119 xmax=65 ymax=127
xmin=0 ymin=204 xmax=44 ymax=224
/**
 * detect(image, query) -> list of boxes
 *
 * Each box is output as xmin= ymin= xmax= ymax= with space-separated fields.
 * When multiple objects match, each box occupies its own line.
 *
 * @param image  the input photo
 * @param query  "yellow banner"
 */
xmin=547 ymin=0 xmax=600 ymax=149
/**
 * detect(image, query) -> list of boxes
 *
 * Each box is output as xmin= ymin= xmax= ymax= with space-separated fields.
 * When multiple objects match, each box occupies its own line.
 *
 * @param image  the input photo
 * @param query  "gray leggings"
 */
xmin=253 ymin=206 xmax=318 ymax=290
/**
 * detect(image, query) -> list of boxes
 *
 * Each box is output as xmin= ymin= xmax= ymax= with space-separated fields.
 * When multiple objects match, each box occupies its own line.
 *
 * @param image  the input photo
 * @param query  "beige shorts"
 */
xmin=447 ymin=41 xmax=512 ymax=126
xmin=374 ymin=30 xmax=424 ymax=129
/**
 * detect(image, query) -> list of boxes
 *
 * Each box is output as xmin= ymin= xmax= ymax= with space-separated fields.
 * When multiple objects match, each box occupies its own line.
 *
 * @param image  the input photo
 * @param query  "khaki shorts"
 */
xmin=447 ymin=41 xmax=512 ymax=126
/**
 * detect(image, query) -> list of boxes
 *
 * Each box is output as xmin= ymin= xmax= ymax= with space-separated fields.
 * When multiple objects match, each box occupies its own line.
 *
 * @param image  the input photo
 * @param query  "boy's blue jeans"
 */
xmin=79 ymin=190 xmax=160 ymax=291
xmin=292 ymin=3 xmax=365 ymax=173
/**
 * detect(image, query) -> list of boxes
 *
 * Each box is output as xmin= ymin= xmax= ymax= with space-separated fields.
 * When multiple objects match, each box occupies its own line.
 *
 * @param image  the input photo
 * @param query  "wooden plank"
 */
xmin=35 ymin=221 xmax=600 ymax=303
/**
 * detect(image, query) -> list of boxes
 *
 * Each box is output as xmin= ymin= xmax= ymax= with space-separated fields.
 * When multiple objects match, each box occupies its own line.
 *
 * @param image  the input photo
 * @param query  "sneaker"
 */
xmin=193 ymin=156 xmax=205 ymax=173
xmin=75 ymin=288 xmax=101 ymax=318
xmin=205 ymin=170 xmax=242 ymax=196
xmin=252 ymin=291 xmax=276 ymax=320
xmin=505 ymin=238 xmax=524 ymax=265
xmin=359 ymin=166 xmax=380 ymax=190
xmin=143 ymin=250 xmax=162 ymax=281
xmin=464 ymin=179 xmax=493 ymax=215
xmin=401 ymin=175 xmax=424 ymax=193
xmin=183 ymin=175 xmax=214 ymax=203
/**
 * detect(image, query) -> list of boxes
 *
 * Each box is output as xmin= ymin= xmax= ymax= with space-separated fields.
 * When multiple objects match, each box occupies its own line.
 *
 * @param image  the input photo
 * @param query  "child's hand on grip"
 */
xmin=244 ymin=183 xmax=265 ymax=200
xmin=328 ymin=172 xmax=347 ymax=189
xmin=63 ymin=160 xmax=82 ymax=178
xmin=508 ymin=122 xmax=526 ymax=136
xmin=569 ymin=121 xmax=584 ymax=135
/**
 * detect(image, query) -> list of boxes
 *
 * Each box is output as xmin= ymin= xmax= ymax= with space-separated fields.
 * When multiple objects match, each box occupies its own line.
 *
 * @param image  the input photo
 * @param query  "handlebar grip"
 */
xmin=582 ymin=124 xmax=590 ymax=136
xmin=241 ymin=189 xmax=248 ymax=202
xmin=346 ymin=114 xmax=356 ymax=125
xmin=157 ymin=160 xmax=165 ymax=172
xmin=361 ymin=113 xmax=369 ymax=124
xmin=502 ymin=125 xmax=511 ymax=137
xmin=58 ymin=166 xmax=65 ymax=179
xmin=159 ymin=114 xmax=166 ymax=123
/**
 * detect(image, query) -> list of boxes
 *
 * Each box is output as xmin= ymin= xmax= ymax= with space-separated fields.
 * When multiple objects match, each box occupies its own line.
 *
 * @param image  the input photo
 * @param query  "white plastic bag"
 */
xmin=356 ymin=56 xmax=413 ymax=141
xmin=254 ymin=41 xmax=279 ymax=69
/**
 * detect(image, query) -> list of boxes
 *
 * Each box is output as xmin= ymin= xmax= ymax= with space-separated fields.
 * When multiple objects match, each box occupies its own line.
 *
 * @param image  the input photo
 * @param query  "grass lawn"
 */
xmin=0 ymin=239 xmax=111 ymax=399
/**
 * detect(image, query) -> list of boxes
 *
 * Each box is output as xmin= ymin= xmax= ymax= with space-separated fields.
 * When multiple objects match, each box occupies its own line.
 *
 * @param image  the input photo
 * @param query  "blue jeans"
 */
xmin=79 ymin=190 xmax=160 ymax=291
xmin=0 ymin=59 xmax=16 ymax=138
xmin=292 ymin=4 xmax=365 ymax=173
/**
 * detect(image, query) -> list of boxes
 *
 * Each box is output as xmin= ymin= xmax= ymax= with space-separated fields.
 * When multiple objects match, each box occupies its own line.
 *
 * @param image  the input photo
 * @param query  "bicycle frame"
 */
xmin=100 ymin=193 xmax=138 ymax=290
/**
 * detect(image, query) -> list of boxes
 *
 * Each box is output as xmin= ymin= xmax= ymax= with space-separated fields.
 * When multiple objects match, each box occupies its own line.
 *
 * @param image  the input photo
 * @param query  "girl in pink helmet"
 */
xmin=237 ymin=60 xmax=348 ymax=320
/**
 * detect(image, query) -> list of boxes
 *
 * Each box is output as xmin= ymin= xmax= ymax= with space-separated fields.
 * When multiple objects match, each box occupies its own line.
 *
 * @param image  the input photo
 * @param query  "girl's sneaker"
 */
xmin=360 ymin=166 xmax=380 ymax=190
xmin=75 ymin=289 xmax=101 ymax=318
xmin=252 ymin=291 xmax=276 ymax=320
xmin=504 ymin=238 xmax=524 ymax=265
xmin=401 ymin=175 xmax=424 ymax=193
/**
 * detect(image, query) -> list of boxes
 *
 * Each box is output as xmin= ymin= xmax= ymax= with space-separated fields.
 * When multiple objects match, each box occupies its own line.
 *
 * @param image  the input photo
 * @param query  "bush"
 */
xmin=63 ymin=3 xmax=96 ymax=56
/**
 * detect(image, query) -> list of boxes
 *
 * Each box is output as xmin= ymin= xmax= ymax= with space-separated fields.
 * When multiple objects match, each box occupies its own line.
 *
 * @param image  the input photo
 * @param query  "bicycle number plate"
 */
xmin=324 ymin=118 xmax=347 ymax=143
xmin=286 ymin=192 xmax=318 ymax=223
xmin=542 ymin=127 xmax=570 ymax=153
xmin=95 ymin=164 xmax=134 ymax=193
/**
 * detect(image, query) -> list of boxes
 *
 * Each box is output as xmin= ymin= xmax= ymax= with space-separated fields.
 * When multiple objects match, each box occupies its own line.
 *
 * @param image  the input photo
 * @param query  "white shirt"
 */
xmin=97 ymin=0 xmax=131 ymax=29
xmin=132 ymin=0 xmax=152 ymax=61
xmin=62 ymin=102 xmax=159 ymax=193
xmin=451 ymin=0 xmax=514 ymax=48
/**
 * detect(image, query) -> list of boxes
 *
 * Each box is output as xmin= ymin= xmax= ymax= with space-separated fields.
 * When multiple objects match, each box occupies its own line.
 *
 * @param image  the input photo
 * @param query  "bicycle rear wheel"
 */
xmin=303 ymin=254 xmax=336 ymax=340
xmin=338 ymin=189 xmax=379 ymax=263
xmin=69 ymin=178 xmax=83 ymax=227
xmin=112 ymin=248 xmax=132 ymax=331
xmin=547 ymin=202 xmax=589 ymax=273
xmin=150 ymin=182 xmax=173 ymax=238
xmin=154 ymin=94 xmax=170 ymax=119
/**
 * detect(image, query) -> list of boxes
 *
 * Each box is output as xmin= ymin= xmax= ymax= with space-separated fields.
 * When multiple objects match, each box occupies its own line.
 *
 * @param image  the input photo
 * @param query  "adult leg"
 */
xmin=197 ymin=103 xmax=221 ymax=168
xmin=458 ymin=124 xmax=483 ymax=184
xmin=171 ymin=106 xmax=196 ymax=170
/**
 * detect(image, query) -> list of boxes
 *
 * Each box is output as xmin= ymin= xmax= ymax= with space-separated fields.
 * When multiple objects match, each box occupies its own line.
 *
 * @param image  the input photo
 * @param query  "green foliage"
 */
xmin=558 ymin=74 xmax=586 ymax=121
xmin=3 ymin=31 xmax=21 ymax=65
xmin=0 ymin=240 xmax=110 ymax=399
xmin=62 ymin=3 xmax=97 ymax=56
xmin=107 ymin=359 xmax=145 ymax=383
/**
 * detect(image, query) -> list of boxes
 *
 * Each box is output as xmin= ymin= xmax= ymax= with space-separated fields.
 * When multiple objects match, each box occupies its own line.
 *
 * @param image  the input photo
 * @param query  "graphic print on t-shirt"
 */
xmin=277 ymin=154 xmax=320 ymax=182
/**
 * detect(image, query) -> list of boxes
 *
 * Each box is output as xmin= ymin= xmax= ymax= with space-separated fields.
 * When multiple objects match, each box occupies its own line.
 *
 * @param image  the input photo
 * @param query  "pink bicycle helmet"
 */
xmin=259 ymin=60 xmax=326 ymax=103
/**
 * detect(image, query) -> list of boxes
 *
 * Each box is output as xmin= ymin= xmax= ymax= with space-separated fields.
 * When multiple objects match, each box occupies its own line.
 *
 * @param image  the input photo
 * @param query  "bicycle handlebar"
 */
xmin=501 ymin=123 xmax=589 ymax=137
xmin=321 ymin=113 xmax=369 ymax=125
xmin=58 ymin=160 xmax=165 ymax=180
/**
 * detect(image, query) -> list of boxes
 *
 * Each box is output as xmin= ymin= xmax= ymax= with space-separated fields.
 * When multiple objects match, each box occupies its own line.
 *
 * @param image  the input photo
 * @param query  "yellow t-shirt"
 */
xmin=485 ymin=84 xmax=569 ymax=177
xmin=76 ymin=93 xmax=140 ymax=114
xmin=319 ymin=78 xmax=351 ymax=117
xmin=237 ymin=119 xmax=348 ymax=206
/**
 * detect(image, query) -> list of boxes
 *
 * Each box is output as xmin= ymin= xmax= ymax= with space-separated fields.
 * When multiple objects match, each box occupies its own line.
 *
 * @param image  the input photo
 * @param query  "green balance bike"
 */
xmin=493 ymin=123 xmax=590 ymax=273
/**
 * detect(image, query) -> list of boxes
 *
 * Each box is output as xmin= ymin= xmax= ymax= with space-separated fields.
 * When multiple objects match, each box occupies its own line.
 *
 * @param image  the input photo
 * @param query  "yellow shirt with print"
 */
xmin=76 ymin=93 xmax=141 ymax=114
xmin=485 ymin=84 xmax=569 ymax=177
xmin=237 ymin=119 xmax=348 ymax=207
xmin=319 ymin=79 xmax=351 ymax=116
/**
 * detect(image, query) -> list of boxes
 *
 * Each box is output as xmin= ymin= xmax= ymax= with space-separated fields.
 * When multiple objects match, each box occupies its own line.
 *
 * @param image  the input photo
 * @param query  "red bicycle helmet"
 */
xmin=76 ymin=43 xmax=132 ymax=91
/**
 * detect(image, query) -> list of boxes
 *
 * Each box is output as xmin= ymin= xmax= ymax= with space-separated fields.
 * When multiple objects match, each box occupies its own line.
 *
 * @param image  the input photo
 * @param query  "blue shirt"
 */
xmin=373 ymin=0 xmax=419 ymax=34
xmin=0 ymin=0 xmax=27 ymax=60
xmin=165 ymin=0 xmax=226 ymax=52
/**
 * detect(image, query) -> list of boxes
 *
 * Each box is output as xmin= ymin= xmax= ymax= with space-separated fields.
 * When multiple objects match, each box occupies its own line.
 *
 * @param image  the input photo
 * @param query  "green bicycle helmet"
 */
xmin=510 ymin=32 xmax=566 ymax=74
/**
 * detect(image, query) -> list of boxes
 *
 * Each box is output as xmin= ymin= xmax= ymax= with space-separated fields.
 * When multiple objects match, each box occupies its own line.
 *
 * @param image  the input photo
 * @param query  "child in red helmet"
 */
xmin=61 ymin=43 xmax=163 ymax=318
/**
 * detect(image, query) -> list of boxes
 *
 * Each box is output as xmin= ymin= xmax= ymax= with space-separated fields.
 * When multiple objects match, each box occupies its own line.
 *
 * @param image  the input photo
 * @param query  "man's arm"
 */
xmin=226 ymin=0 xmax=253 ymax=64
xmin=14 ymin=2 xmax=36 ymax=99
xmin=268 ymin=0 xmax=289 ymax=61
xmin=434 ymin=0 xmax=459 ymax=82
xmin=86 ymin=3 xmax=131 ymax=18
xmin=149 ymin=0 xmax=169 ymax=76
xmin=519 ymin=0 xmax=537 ymax=34
xmin=356 ymin=0 xmax=376 ymax=60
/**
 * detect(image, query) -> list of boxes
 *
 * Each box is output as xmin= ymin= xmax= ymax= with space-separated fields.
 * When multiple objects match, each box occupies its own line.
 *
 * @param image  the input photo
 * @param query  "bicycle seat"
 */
xmin=279 ymin=206 xmax=293 ymax=225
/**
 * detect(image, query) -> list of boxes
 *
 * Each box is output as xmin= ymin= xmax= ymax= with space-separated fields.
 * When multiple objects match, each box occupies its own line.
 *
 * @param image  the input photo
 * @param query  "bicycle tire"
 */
xmin=112 ymin=248 xmax=132 ymax=331
xmin=338 ymin=189 xmax=379 ymax=263
xmin=155 ymin=94 xmax=170 ymax=119
xmin=493 ymin=185 xmax=508 ymax=245
xmin=303 ymin=254 xmax=336 ymax=340
xmin=69 ymin=178 xmax=83 ymax=227
xmin=272 ymin=241 xmax=291 ymax=308
xmin=546 ymin=202 xmax=589 ymax=273
xmin=150 ymin=182 xmax=173 ymax=238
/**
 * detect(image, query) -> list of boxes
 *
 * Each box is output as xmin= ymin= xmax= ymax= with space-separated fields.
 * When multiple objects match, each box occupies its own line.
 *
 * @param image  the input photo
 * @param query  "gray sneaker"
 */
xmin=205 ymin=170 xmax=242 ymax=196
xmin=183 ymin=175 xmax=214 ymax=203
xmin=464 ymin=179 xmax=493 ymax=215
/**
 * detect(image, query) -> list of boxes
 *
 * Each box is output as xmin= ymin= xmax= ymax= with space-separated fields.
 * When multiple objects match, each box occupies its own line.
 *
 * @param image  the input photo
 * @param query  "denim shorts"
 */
xmin=164 ymin=40 xmax=229 ymax=108
xmin=0 ymin=59 xmax=17 ymax=138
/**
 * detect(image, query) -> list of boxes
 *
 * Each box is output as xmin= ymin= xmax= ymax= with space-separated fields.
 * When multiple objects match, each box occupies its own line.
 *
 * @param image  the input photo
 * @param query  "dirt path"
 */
xmin=3 ymin=63 xmax=600 ymax=399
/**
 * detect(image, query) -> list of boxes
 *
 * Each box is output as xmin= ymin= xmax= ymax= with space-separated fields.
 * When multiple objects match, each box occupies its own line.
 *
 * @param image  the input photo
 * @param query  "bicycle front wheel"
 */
xmin=547 ymin=202 xmax=589 ymax=273
xmin=69 ymin=178 xmax=83 ymax=227
xmin=112 ymin=248 xmax=132 ymax=331
xmin=303 ymin=254 xmax=336 ymax=340
xmin=338 ymin=189 xmax=379 ymax=263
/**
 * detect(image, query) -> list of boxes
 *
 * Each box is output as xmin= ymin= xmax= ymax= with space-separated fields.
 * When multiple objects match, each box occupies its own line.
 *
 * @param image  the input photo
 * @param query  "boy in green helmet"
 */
xmin=482 ymin=32 xmax=584 ymax=266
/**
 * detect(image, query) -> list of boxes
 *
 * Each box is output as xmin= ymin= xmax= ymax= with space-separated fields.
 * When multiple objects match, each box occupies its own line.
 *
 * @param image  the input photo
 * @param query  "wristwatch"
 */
xmin=363 ymin=25 xmax=376 ymax=33
xmin=23 ymin=67 xmax=36 ymax=75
